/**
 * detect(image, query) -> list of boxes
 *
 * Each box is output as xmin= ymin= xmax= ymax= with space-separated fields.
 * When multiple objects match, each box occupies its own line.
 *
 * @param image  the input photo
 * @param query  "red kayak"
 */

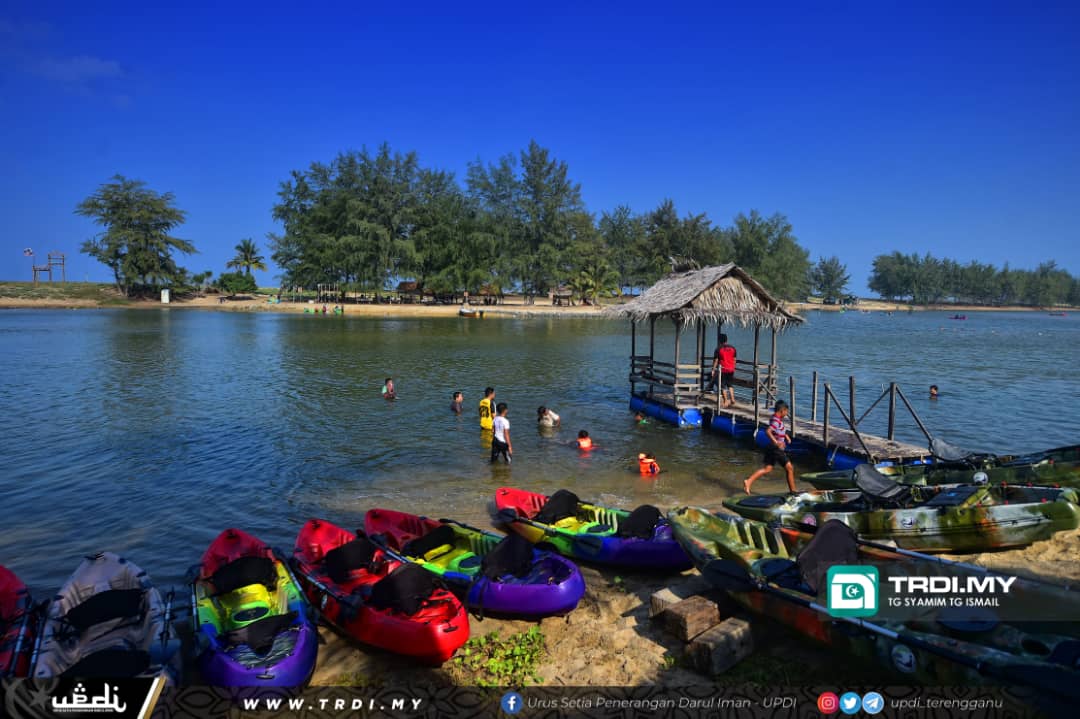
xmin=292 ymin=519 xmax=468 ymax=664
xmin=0 ymin=565 xmax=37 ymax=677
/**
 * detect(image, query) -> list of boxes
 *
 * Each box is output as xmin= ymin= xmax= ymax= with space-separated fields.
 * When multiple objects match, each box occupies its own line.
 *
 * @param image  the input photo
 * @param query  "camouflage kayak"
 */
xmin=803 ymin=444 xmax=1080 ymax=491
xmin=724 ymin=465 xmax=1080 ymax=553
xmin=667 ymin=507 xmax=1080 ymax=701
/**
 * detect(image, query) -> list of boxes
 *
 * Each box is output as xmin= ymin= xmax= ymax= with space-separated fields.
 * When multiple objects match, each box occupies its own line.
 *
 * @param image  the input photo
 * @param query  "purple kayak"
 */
xmin=191 ymin=529 xmax=317 ymax=686
xmin=365 ymin=509 xmax=585 ymax=617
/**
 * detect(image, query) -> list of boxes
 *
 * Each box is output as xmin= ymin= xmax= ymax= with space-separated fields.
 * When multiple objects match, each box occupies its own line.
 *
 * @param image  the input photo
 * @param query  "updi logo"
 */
xmin=501 ymin=691 xmax=523 ymax=714
xmin=827 ymin=565 xmax=879 ymax=617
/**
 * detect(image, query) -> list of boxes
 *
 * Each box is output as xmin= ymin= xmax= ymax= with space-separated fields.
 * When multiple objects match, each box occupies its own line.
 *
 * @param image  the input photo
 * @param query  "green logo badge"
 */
xmin=826 ymin=565 xmax=879 ymax=617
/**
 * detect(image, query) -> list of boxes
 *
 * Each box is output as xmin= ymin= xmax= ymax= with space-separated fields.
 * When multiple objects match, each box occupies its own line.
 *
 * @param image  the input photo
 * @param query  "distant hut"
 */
xmin=607 ymin=264 xmax=802 ymax=426
xmin=396 ymin=280 xmax=423 ymax=304
xmin=552 ymin=286 xmax=574 ymax=307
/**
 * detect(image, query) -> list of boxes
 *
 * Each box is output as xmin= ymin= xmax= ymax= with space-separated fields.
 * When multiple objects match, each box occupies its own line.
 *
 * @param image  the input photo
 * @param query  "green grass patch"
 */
xmin=450 ymin=627 xmax=545 ymax=688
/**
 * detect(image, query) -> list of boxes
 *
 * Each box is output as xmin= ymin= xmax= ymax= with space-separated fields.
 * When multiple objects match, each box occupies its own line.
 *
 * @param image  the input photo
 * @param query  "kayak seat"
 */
xmin=759 ymin=558 xmax=812 ymax=593
xmin=324 ymin=537 xmax=379 ymax=584
xmin=585 ymin=524 xmax=612 ymax=534
xmin=369 ymin=564 xmax=437 ymax=616
xmin=64 ymin=588 xmax=145 ymax=633
xmin=480 ymin=533 xmax=534 ymax=580
xmin=855 ymin=464 xmax=912 ymax=507
xmin=617 ymin=505 xmax=662 ymax=539
xmin=923 ymin=485 xmax=982 ymax=508
xmin=454 ymin=554 xmax=482 ymax=571
xmin=737 ymin=496 xmax=786 ymax=509
xmin=402 ymin=525 xmax=457 ymax=561
xmin=535 ymin=489 xmax=580 ymax=524
xmin=212 ymin=556 xmax=276 ymax=596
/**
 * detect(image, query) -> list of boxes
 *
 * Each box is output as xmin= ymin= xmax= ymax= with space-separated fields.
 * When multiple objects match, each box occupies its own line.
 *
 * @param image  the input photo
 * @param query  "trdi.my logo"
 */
xmin=827 ymin=565 xmax=878 ymax=617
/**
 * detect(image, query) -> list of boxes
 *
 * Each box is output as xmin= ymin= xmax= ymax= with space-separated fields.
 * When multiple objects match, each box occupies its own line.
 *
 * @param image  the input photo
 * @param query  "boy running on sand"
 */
xmin=491 ymin=403 xmax=512 ymax=463
xmin=744 ymin=400 xmax=796 ymax=494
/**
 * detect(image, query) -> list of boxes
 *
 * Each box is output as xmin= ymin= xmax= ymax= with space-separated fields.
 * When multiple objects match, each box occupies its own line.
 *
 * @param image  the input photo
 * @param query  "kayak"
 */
xmin=0 ymin=565 xmax=38 ymax=677
xmin=364 ymin=508 xmax=584 ymax=617
xmin=32 ymin=552 xmax=180 ymax=680
xmin=292 ymin=518 xmax=468 ymax=663
xmin=492 ymin=487 xmax=691 ymax=570
xmin=803 ymin=444 xmax=1080 ymax=490
xmin=192 ymin=528 xmax=317 ymax=686
xmin=723 ymin=465 xmax=1080 ymax=553
xmin=668 ymin=507 xmax=1080 ymax=701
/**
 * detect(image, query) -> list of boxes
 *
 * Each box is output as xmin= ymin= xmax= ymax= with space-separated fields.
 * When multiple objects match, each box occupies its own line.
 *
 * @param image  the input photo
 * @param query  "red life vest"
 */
xmin=638 ymin=454 xmax=660 ymax=475
xmin=577 ymin=437 xmax=593 ymax=450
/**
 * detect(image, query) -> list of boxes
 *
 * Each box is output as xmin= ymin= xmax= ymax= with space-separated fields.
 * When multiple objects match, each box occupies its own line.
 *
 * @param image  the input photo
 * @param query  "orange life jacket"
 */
xmin=577 ymin=437 xmax=593 ymax=450
xmin=638 ymin=454 xmax=660 ymax=475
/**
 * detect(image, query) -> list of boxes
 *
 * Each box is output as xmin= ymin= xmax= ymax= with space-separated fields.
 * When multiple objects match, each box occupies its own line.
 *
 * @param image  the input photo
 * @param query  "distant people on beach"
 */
xmin=491 ymin=403 xmax=512 ymax=463
xmin=744 ymin=400 xmax=796 ymax=494
xmin=930 ymin=384 xmax=939 ymax=399
xmin=576 ymin=430 xmax=593 ymax=450
xmin=537 ymin=406 xmax=561 ymax=427
xmin=479 ymin=387 xmax=495 ymax=430
xmin=450 ymin=391 xmax=464 ymax=414
xmin=708 ymin=334 xmax=738 ymax=408
xmin=638 ymin=453 xmax=660 ymax=475
xmin=382 ymin=377 xmax=396 ymax=400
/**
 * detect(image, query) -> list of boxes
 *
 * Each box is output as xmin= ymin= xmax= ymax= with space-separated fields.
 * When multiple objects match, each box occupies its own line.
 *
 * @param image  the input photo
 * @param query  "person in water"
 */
xmin=634 ymin=412 xmax=648 ymax=425
xmin=576 ymin=430 xmax=593 ymax=450
xmin=638 ymin=452 xmax=660 ymax=475
xmin=744 ymin=400 xmax=796 ymax=494
xmin=450 ymin=391 xmax=464 ymax=414
xmin=382 ymin=377 xmax=396 ymax=400
xmin=930 ymin=384 xmax=939 ymax=399
xmin=537 ymin=405 xmax=561 ymax=427
xmin=479 ymin=387 xmax=495 ymax=430
xmin=491 ymin=403 xmax=512 ymax=463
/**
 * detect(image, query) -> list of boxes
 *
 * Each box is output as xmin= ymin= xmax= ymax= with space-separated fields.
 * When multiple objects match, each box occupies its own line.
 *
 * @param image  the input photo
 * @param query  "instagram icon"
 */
xmin=817 ymin=692 xmax=840 ymax=714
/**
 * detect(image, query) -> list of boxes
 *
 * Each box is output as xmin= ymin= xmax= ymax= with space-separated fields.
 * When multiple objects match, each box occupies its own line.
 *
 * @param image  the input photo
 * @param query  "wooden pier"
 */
xmin=611 ymin=264 xmax=937 ymax=468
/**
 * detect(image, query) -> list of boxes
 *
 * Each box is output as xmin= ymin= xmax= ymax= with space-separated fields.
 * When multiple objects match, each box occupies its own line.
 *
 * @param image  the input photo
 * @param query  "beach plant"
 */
xmin=452 ymin=627 xmax=545 ymax=687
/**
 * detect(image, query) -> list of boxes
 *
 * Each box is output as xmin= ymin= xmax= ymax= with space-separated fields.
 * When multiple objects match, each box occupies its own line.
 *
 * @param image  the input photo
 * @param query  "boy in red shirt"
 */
xmin=710 ymin=334 xmax=737 ymax=408
xmin=744 ymin=400 xmax=797 ymax=494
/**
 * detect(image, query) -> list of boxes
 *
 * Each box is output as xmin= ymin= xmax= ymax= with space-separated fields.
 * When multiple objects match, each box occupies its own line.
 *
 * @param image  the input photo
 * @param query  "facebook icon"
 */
xmin=501 ymin=692 xmax=523 ymax=714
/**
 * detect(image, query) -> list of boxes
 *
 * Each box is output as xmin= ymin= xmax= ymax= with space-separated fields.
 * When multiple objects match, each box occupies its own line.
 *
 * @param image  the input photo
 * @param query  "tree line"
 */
xmin=73 ymin=151 xmax=1077 ymax=308
xmin=868 ymin=252 xmax=1080 ymax=307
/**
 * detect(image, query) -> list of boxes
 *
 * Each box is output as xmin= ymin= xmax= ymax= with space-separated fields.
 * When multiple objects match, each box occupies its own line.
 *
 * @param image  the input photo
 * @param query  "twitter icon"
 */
xmin=861 ymin=692 xmax=884 ymax=715
xmin=839 ymin=692 xmax=861 ymax=715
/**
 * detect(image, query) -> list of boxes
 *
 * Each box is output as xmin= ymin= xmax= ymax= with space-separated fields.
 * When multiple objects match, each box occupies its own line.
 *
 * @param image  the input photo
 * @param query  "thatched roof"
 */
xmin=607 ymin=264 xmax=803 ymax=330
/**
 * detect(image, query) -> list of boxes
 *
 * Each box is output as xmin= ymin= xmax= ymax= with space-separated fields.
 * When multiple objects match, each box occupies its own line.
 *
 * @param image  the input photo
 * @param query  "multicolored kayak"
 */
xmin=292 ymin=518 xmax=468 ymax=664
xmin=724 ymin=465 xmax=1080 ymax=553
xmin=0 ymin=565 xmax=38 ymax=677
xmin=803 ymin=444 xmax=1080 ymax=490
xmin=33 ymin=552 xmax=180 ymax=680
xmin=492 ymin=487 xmax=691 ymax=570
xmin=191 ymin=528 xmax=317 ymax=686
xmin=668 ymin=507 xmax=1080 ymax=703
xmin=364 ymin=508 xmax=584 ymax=617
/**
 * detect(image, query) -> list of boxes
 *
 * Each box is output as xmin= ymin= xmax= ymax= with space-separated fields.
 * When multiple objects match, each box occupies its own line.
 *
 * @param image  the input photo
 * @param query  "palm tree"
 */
xmin=227 ymin=238 xmax=267 ymax=276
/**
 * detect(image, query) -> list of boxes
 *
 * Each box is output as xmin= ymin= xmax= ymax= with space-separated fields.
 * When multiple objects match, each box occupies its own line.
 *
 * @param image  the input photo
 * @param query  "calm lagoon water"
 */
xmin=0 ymin=308 xmax=1076 ymax=590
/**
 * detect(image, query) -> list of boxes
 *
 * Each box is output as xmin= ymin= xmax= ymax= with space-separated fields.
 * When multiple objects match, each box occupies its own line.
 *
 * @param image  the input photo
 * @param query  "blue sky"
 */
xmin=2 ymin=1 xmax=1077 ymax=292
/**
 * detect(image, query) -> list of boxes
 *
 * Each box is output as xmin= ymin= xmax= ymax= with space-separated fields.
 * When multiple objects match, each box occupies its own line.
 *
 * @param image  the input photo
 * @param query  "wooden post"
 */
xmin=716 ymin=322 xmax=723 ymax=411
xmin=695 ymin=318 xmax=703 ymax=390
xmin=753 ymin=365 xmax=761 ymax=429
xmin=823 ymin=383 xmax=831 ymax=448
xmin=649 ymin=316 xmax=656 ymax=359
xmin=630 ymin=321 xmax=637 ymax=396
xmin=789 ymin=376 xmax=796 ymax=439
xmin=752 ymin=325 xmax=760 ymax=410
xmin=849 ymin=376 xmax=857 ymax=429
xmin=887 ymin=382 xmax=897 ymax=440
xmin=673 ymin=319 xmax=682 ymax=406
xmin=811 ymin=371 xmax=819 ymax=422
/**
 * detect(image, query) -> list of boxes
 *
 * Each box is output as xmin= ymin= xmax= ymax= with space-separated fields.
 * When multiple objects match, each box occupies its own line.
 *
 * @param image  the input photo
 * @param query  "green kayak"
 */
xmin=803 ymin=444 xmax=1080 ymax=491
xmin=724 ymin=465 xmax=1080 ymax=553
xmin=667 ymin=507 xmax=1080 ymax=703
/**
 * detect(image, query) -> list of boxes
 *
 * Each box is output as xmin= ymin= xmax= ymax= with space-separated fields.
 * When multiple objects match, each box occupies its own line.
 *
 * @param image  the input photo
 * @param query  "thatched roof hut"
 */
xmin=607 ymin=263 xmax=802 ymax=330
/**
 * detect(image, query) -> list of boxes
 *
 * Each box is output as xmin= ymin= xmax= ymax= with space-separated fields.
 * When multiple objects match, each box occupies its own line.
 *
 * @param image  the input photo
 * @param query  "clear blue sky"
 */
xmin=2 ymin=1 xmax=1077 ymax=292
